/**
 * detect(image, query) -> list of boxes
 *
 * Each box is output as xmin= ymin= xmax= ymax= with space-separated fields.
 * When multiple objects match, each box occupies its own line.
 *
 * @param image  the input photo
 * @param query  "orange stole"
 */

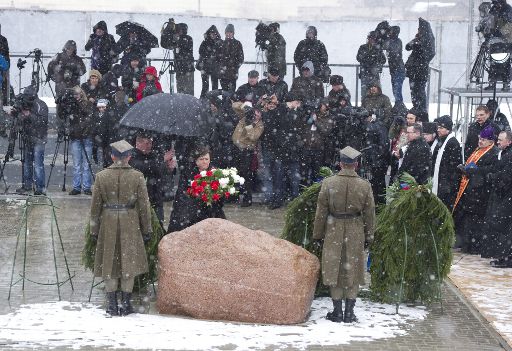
xmin=452 ymin=144 xmax=494 ymax=212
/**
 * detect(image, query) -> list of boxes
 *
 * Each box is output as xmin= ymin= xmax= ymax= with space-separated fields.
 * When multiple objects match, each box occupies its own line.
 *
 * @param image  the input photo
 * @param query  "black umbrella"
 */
xmin=119 ymin=93 xmax=215 ymax=137
xmin=115 ymin=21 xmax=159 ymax=49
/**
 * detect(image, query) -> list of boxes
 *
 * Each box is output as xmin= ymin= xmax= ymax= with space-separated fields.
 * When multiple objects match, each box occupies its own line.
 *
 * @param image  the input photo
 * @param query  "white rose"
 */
xmin=222 ymin=169 xmax=230 ymax=176
xmin=238 ymin=177 xmax=245 ymax=185
xmin=233 ymin=175 xmax=241 ymax=183
xmin=229 ymin=187 xmax=236 ymax=195
xmin=219 ymin=178 xmax=229 ymax=188
xmin=200 ymin=171 xmax=207 ymax=177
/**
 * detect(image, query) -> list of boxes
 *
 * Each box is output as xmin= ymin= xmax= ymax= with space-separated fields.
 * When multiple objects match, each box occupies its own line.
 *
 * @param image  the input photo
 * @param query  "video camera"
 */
xmin=55 ymin=89 xmax=79 ymax=138
xmin=161 ymin=18 xmax=178 ymax=50
xmin=255 ymin=22 xmax=272 ymax=50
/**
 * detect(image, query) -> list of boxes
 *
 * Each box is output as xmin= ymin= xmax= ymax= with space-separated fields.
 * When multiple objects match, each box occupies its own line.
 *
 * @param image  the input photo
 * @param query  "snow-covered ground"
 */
xmin=0 ymin=298 xmax=427 ymax=350
xmin=449 ymin=253 xmax=512 ymax=347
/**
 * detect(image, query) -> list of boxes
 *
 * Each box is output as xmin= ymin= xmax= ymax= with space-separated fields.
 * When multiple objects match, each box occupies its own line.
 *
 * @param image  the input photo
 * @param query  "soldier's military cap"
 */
xmin=110 ymin=140 xmax=133 ymax=157
xmin=339 ymin=146 xmax=361 ymax=164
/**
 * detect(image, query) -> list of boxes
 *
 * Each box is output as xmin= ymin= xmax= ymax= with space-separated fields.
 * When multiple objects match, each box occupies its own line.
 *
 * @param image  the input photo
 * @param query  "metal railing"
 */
xmin=7 ymin=52 xmax=443 ymax=115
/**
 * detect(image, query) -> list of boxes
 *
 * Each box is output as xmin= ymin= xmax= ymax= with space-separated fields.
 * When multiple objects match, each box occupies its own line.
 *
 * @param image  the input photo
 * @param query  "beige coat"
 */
xmin=90 ymin=163 xmax=152 ymax=280
xmin=231 ymin=101 xmax=264 ymax=150
xmin=312 ymin=169 xmax=375 ymax=288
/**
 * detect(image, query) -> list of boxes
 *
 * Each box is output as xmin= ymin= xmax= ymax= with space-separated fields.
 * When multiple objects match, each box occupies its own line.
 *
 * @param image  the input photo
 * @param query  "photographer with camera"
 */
xmin=218 ymin=24 xmax=244 ymax=93
xmin=232 ymin=101 xmax=264 ymax=207
xmin=356 ymin=31 xmax=386 ymax=100
xmin=0 ymin=52 xmax=9 ymax=137
xmin=294 ymin=26 xmax=330 ymax=82
xmin=116 ymin=31 xmax=151 ymax=66
xmin=85 ymin=21 xmax=117 ymax=75
xmin=361 ymin=82 xmax=393 ymax=129
xmin=11 ymin=86 xmax=48 ymax=195
xmin=80 ymin=70 xmax=104 ymax=106
xmin=47 ymin=40 xmax=86 ymax=98
xmin=197 ymin=25 xmax=223 ymax=98
xmin=121 ymin=55 xmax=144 ymax=106
xmin=233 ymin=70 xmax=265 ymax=105
xmin=172 ymin=23 xmax=195 ymax=95
xmin=56 ymin=86 xmax=95 ymax=195
xmin=266 ymin=23 xmax=287 ymax=78
xmin=259 ymin=67 xmax=289 ymax=103
xmin=290 ymin=61 xmax=324 ymax=108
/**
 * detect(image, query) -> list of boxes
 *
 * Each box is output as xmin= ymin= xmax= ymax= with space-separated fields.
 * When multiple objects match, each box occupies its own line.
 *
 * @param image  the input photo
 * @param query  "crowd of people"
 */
xmin=0 ymin=7 xmax=511 ymax=271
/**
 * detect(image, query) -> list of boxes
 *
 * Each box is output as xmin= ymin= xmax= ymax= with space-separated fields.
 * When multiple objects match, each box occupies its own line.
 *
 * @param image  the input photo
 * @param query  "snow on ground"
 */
xmin=0 ymin=298 xmax=427 ymax=350
xmin=449 ymin=253 xmax=512 ymax=347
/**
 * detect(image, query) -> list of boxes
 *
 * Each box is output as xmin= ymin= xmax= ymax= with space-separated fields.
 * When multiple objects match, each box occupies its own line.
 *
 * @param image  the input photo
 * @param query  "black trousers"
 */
xmin=234 ymin=148 xmax=254 ymax=203
xmin=409 ymin=79 xmax=427 ymax=116
xmin=220 ymin=78 xmax=237 ymax=93
xmin=200 ymin=73 xmax=219 ymax=98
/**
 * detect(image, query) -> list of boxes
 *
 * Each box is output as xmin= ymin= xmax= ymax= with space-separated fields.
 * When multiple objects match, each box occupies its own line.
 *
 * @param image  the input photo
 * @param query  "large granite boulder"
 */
xmin=157 ymin=218 xmax=320 ymax=324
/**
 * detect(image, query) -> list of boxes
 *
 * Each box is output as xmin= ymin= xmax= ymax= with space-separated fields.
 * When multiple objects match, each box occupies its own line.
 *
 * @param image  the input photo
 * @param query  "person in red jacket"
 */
xmin=136 ymin=66 xmax=162 ymax=101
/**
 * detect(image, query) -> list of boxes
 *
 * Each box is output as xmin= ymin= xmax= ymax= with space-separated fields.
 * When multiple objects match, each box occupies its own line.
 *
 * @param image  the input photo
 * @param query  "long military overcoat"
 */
xmin=312 ymin=168 xmax=375 ymax=288
xmin=90 ymin=163 xmax=152 ymax=280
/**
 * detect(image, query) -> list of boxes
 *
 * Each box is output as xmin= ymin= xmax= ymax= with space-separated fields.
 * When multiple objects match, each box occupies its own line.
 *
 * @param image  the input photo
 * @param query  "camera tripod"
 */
xmin=17 ymin=49 xmax=55 ymax=98
xmin=255 ymin=48 xmax=268 ymax=77
xmin=46 ymin=135 xmax=95 ymax=192
xmin=159 ymin=49 xmax=176 ymax=94
xmin=0 ymin=127 xmax=28 ymax=194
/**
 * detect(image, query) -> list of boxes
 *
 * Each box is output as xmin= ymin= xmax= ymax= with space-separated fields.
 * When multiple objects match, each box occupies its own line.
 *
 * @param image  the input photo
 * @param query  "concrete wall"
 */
xmin=0 ymin=9 xmax=472 ymax=108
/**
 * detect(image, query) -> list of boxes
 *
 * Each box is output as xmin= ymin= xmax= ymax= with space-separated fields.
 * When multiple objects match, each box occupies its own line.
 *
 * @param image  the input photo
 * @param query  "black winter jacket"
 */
xmin=399 ymin=137 xmax=432 ymax=184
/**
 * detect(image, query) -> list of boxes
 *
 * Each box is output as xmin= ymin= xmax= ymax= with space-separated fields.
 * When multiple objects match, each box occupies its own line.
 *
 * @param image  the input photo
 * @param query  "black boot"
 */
xmin=326 ymin=299 xmax=344 ymax=322
xmin=106 ymin=291 xmax=119 ymax=316
xmin=343 ymin=299 xmax=358 ymax=323
xmin=119 ymin=292 xmax=135 ymax=316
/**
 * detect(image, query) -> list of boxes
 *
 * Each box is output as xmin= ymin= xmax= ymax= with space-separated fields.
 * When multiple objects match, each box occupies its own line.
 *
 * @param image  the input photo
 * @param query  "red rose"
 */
xmin=211 ymin=180 xmax=220 ymax=191
xmin=212 ymin=193 xmax=221 ymax=201
xmin=194 ymin=174 xmax=201 ymax=180
xmin=225 ymin=192 xmax=230 ymax=198
xmin=191 ymin=180 xmax=197 ymax=187
xmin=201 ymin=194 xmax=208 ymax=202
xmin=206 ymin=170 xmax=213 ymax=177
xmin=201 ymin=181 xmax=208 ymax=187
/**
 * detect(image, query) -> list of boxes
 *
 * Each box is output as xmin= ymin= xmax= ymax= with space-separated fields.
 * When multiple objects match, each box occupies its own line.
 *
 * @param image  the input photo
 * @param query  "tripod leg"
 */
xmin=46 ymin=139 xmax=61 ymax=189
xmin=80 ymin=139 xmax=95 ymax=182
xmin=62 ymin=138 xmax=69 ymax=192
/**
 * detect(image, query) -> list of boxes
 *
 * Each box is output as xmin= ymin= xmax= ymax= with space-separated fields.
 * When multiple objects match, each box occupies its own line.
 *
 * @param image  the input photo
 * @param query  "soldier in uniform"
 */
xmin=90 ymin=140 xmax=153 ymax=317
xmin=312 ymin=146 xmax=376 ymax=323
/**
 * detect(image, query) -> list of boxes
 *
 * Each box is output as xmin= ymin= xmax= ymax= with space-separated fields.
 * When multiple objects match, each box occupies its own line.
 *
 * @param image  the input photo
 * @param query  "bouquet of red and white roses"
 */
xmin=187 ymin=168 xmax=245 ymax=206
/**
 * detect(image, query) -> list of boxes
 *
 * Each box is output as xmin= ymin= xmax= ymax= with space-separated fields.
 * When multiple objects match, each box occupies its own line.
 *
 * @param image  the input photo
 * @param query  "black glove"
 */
xmin=456 ymin=164 xmax=466 ymax=174
xmin=312 ymin=239 xmax=324 ymax=251
xmin=92 ymin=145 xmax=99 ymax=164
xmin=143 ymin=233 xmax=152 ymax=244
xmin=91 ymin=234 xmax=98 ymax=243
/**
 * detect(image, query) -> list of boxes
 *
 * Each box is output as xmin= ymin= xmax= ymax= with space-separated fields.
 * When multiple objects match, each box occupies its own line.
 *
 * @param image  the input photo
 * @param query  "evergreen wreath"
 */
xmin=370 ymin=173 xmax=455 ymax=307
xmin=281 ymin=167 xmax=333 ymax=296
xmin=82 ymin=208 xmax=165 ymax=292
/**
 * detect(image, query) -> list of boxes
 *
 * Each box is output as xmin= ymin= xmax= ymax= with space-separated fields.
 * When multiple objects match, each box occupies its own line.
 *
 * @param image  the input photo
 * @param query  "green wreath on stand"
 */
xmin=281 ymin=167 xmax=333 ymax=297
xmin=81 ymin=208 xmax=165 ymax=293
xmin=370 ymin=173 xmax=455 ymax=310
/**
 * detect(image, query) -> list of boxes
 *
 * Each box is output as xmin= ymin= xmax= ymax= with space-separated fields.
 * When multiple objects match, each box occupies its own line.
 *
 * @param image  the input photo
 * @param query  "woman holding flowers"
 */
xmin=167 ymin=146 xmax=226 ymax=233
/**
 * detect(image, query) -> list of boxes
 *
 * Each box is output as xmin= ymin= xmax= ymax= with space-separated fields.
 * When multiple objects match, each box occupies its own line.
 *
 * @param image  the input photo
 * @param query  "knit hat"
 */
xmin=479 ymin=126 xmax=496 ymax=141
xmin=301 ymin=61 xmax=314 ymax=75
xmin=89 ymin=69 xmax=102 ymax=80
xmin=63 ymin=40 xmax=77 ymax=53
xmin=267 ymin=66 xmax=280 ymax=77
xmin=306 ymin=26 xmax=317 ymax=38
xmin=422 ymin=122 xmax=437 ymax=134
xmin=248 ymin=70 xmax=259 ymax=78
xmin=225 ymin=24 xmax=235 ymax=33
xmin=329 ymin=75 xmax=343 ymax=86
xmin=435 ymin=115 xmax=453 ymax=131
